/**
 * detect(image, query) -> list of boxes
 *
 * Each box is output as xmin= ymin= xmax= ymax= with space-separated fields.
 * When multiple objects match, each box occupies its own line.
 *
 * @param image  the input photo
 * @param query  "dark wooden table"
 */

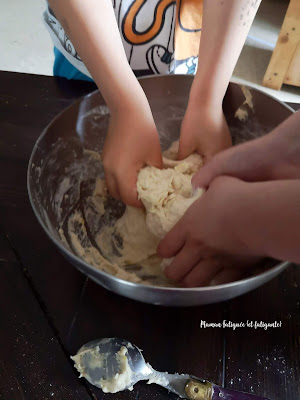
xmin=0 ymin=71 xmax=299 ymax=400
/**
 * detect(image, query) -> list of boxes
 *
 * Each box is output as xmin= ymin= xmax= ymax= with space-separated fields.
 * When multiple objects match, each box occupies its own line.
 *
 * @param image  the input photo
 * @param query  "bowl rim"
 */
xmin=27 ymin=77 xmax=294 ymax=293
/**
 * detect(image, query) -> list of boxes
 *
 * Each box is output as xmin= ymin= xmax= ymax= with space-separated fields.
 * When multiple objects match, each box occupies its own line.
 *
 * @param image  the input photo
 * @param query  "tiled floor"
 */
xmin=1 ymin=0 xmax=300 ymax=102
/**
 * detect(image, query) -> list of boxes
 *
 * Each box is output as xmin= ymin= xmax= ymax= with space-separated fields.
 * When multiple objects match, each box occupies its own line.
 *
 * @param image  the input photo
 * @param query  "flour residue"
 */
xmin=60 ymin=143 xmax=203 ymax=287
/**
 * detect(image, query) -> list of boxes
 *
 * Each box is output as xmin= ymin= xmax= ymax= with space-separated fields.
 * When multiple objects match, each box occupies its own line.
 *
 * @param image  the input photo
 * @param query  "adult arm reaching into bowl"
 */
xmin=157 ymin=111 xmax=300 ymax=287
xmin=47 ymin=0 xmax=261 ymax=206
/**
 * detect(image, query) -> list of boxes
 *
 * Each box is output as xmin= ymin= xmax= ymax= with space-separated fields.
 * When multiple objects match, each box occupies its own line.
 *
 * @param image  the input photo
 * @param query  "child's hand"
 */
xmin=157 ymin=176 xmax=260 ymax=287
xmin=178 ymin=102 xmax=232 ymax=162
xmin=102 ymin=104 xmax=162 ymax=207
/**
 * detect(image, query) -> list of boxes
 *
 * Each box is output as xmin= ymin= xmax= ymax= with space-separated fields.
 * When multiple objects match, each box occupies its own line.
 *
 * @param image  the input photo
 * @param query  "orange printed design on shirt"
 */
xmin=122 ymin=0 xmax=175 ymax=45
xmin=174 ymin=0 xmax=203 ymax=62
xmin=44 ymin=0 xmax=204 ymax=78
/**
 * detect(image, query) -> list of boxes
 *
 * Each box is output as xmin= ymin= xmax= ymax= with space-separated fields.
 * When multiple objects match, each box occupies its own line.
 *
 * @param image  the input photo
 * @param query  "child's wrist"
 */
xmin=189 ymin=72 xmax=226 ymax=109
xmin=188 ymin=84 xmax=223 ymax=111
xmin=107 ymin=83 xmax=149 ymax=117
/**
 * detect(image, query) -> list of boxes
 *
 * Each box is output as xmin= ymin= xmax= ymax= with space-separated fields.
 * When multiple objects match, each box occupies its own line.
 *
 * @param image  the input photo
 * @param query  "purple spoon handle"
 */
xmin=184 ymin=379 xmax=270 ymax=400
xmin=212 ymin=384 xmax=270 ymax=400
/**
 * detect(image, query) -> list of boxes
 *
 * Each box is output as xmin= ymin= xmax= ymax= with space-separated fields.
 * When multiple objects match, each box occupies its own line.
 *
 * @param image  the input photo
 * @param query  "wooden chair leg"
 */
xmin=284 ymin=41 xmax=300 ymax=87
xmin=262 ymin=0 xmax=300 ymax=90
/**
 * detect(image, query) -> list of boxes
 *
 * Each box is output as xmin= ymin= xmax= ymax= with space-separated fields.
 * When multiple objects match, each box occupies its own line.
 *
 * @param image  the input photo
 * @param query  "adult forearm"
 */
xmin=48 ymin=0 xmax=147 ymax=114
xmin=192 ymin=111 xmax=300 ymax=188
xmin=267 ymin=111 xmax=300 ymax=179
xmin=191 ymin=0 xmax=261 ymax=106
xmin=230 ymin=180 xmax=300 ymax=263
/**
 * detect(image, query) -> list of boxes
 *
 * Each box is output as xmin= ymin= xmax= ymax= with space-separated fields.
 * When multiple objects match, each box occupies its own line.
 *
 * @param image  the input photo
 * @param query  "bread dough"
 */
xmin=234 ymin=85 xmax=254 ymax=122
xmin=137 ymin=146 xmax=203 ymax=239
xmin=96 ymin=206 xmax=159 ymax=265
xmin=96 ymin=142 xmax=203 ymax=277
xmin=62 ymin=142 xmax=204 ymax=286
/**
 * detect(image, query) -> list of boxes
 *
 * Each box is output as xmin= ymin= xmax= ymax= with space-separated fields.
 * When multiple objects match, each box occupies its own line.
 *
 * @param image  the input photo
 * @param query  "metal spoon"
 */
xmin=71 ymin=337 xmax=270 ymax=399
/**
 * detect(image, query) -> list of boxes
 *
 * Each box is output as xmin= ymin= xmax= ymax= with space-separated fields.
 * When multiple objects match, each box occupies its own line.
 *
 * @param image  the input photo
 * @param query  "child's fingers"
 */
xmin=105 ymin=172 xmax=121 ymax=200
xmin=178 ymin=136 xmax=196 ymax=161
xmin=147 ymin=151 xmax=163 ymax=170
xmin=117 ymin=172 xmax=143 ymax=208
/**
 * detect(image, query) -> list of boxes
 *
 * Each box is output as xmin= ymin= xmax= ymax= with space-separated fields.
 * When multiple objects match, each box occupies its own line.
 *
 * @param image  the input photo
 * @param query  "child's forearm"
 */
xmin=228 ymin=179 xmax=300 ymax=263
xmin=190 ymin=0 xmax=261 ymax=106
xmin=48 ymin=0 xmax=147 ymax=114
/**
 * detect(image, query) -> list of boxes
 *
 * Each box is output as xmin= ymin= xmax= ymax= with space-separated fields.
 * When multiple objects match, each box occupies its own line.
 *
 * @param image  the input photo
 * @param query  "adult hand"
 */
xmin=193 ymin=110 xmax=300 ymax=189
xmin=157 ymin=176 xmax=260 ymax=287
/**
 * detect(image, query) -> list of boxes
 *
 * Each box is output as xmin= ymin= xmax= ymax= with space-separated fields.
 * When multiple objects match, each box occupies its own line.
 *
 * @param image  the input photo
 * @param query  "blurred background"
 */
xmin=1 ymin=0 xmax=300 ymax=102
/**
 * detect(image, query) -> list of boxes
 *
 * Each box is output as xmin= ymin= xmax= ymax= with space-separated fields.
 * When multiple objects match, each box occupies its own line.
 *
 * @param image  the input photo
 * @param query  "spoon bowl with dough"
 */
xmin=71 ymin=337 xmax=270 ymax=399
xmin=71 ymin=338 xmax=152 ymax=393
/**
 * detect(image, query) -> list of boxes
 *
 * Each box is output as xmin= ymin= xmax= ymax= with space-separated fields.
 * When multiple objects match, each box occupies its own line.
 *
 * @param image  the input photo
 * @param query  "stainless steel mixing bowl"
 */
xmin=28 ymin=76 xmax=293 ymax=306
